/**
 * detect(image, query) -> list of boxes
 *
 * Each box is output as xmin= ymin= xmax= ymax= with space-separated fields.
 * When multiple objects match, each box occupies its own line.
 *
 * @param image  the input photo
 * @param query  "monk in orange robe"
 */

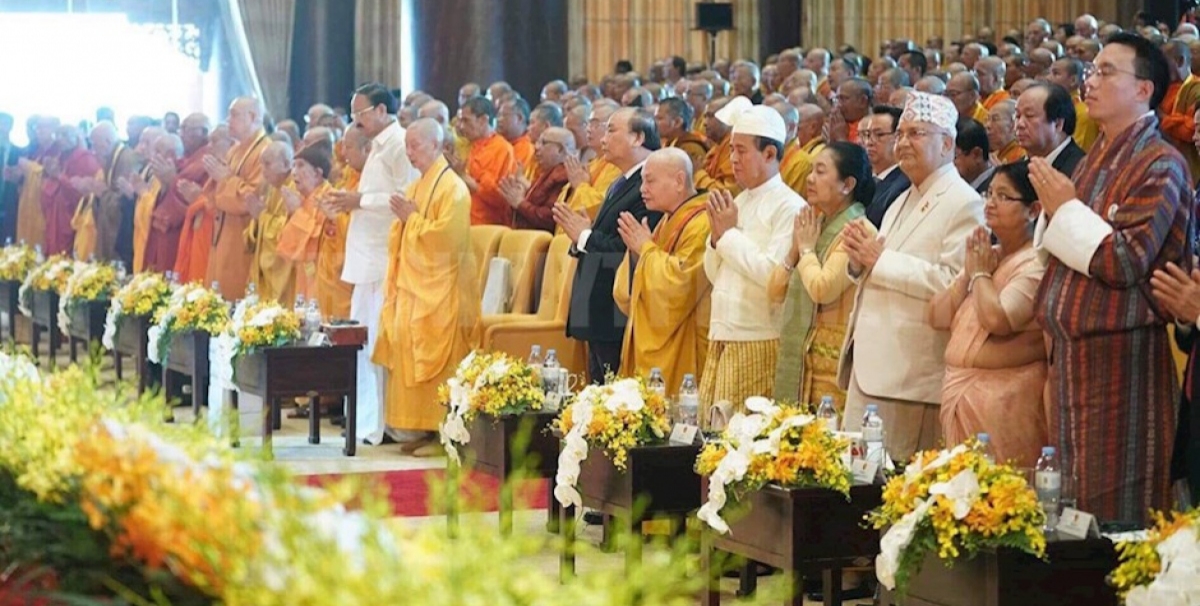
xmin=452 ymin=97 xmax=517 ymax=226
xmin=498 ymin=99 xmax=535 ymax=170
xmin=174 ymin=121 xmax=230 ymax=282
xmin=694 ymin=97 xmax=739 ymax=195
xmin=205 ymin=97 xmax=269 ymax=300
xmin=41 ymin=125 xmax=100 ymax=257
xmin=278 ymin=142 xmax=346 ymax=314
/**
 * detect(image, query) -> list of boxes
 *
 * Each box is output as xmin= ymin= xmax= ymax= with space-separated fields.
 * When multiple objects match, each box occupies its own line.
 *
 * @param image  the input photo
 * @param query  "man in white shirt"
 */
xmin=839 ymin=92 xmax=983 ymax=463
xmin=325 ymin=82 xmax=419 ymax=445
xmin=700 ymin=97 xmax=805 ymax=420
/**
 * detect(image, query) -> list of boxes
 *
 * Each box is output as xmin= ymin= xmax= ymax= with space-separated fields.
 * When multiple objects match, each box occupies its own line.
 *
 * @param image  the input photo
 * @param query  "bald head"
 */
xmin=641 ymin=147 xmax=696 ymax=213
xmin=768 ymin=100 xmax=800 ymax=143
xmin=418 ymin=100 xmax=451 ymax=125
xmin=154 ymin=133 xmax=185 ymax=160
xmin=302 ymin=126 xmax=335 ymax=150
xmin=89 ymin=122 xmax=120 ymax=159
xmin=179 ymin=113 xmax=211 ymax=155
xmin=136 ymin=126 xmax=165 ymax=158
xmin=261 ymin=140 xmax=294 ymax=187
xmin=541 ymin=80 xmax=569 ymax=102
xmin=915 ymin=75 xmax=947 ymax=94
xmin=341 ymin=125 xmax=370 ymax=172
xmin=228 ymin=96 xmax=265 ymax=141
xmin=306 ymin=103 xmax=334 ymax=130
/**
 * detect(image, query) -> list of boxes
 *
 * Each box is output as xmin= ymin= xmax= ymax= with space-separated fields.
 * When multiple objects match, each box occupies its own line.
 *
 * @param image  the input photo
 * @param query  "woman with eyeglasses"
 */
xmin=768 ymin=142 xmax=876 ymax=411
xmin=927 ymin=159 xmax=1048 ymax=466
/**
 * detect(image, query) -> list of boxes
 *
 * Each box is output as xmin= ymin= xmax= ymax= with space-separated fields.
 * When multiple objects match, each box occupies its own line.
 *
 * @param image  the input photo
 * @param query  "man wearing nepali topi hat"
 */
xmin=837 ymin=91 xmax=984 ymax=463
xmin=699 ymin=97 xmax=807 ymax=421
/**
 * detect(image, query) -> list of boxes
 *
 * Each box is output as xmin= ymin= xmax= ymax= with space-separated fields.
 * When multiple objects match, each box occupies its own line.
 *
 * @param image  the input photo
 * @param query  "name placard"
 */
xmin=669 ymin=423 xmax=699 ymax=445
xmin=1057 ymin=507 xmax=1100 ymax=539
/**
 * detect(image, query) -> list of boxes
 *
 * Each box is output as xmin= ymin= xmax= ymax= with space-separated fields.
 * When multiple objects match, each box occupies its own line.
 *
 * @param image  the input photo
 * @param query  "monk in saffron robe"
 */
xmin=500 ymin=127 xmax=572 ymax=232
xmin=312 ymin=125 xmax=366 ymax=320
xmin=173 ymin=120 xmax=227 ymax=282
xmin=613 ymin=148 xmax=712 ymax=391
xmin=498 ymin=99 xmax=535 ymax=170
xmin=655 ymin=98 xmax=711 ymax=170
xmin=206 ymin=97 xmax=269 ymax=300
xmin=1032 ymin=35 xmax=1189 ymax=524
xmin=768 ymin=100 xmax=814 ymax=196
xmin=91 ymin=123 xmax=145 ymax=263
xmin=452 ymin=97 xmax=517 ymax=226
xmin=41 ymin=125 xmax=100 ymax=257
xmin=1159 ymin=41 xmax=1200 ymax=181
xmin=694 ymin=97 xmax=740 ymax=195
xmin=16 ymin=116 xmax=57 ymax=248
xmin=131 ymin=136 xmax=180 ymax=272
xmin=138 ymin=134 xmax=189 ymax=273
xmin=277 ymin=142 xmax=340 ymax=307
xmin=374 ymin=119 xmax=480 ymax=456
xmin=243 ymin=141 xmax=296 ymax=303
xmin=524 ymin=102 xmax=564 ymax=182
xmin=558 ymin=101 xmax=622 ymax=222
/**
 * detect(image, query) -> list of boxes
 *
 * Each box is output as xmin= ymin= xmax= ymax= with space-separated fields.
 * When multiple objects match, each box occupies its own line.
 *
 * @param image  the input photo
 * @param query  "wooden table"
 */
xmin=701 ymin=483 xmax=883 ymax=606
xmin=28 ymin=289 xmax=61 ymax=366
xmin=232 ymin=343 xmax=360 ymax=457
xmin=457 ymin=411 xmax=561 ymax=535
xmin=880 ymin=535 xmax=1119 ymax=606
xmin=559 ymin=441 xmax=702 ymax=581
xmin=113 ymin=314 xmax=153 ymax=393
xmin=162 ymin=330 xmax=211 ymax=417
xmin=65 ymin=299 xmax=107 ymax=363
xmin=0 ymin=280 xmax=19 ymax=343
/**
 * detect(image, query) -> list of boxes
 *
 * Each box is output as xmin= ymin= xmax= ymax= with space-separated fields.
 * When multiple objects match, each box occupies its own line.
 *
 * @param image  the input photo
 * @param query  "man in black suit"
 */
xmin=1015 ymin=82 xmax=1085 ymax=177
xmin=861 ymin=106 xmax=910 ymax=227
xmin=554 ymin=107 xmax=662 ymax=383
xmin=1150 ymin=252 xmax=1200 ymax=506
xmin=953 ymin=118 xmax=996 ymax=195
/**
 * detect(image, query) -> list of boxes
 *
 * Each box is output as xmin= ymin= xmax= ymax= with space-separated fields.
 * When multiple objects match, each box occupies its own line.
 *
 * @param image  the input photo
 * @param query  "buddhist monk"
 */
xmin=142 ymin=133 xmax=189 ymax=273
xmin=497 ymin=98 xmax=535 ymax=170
xmin=243 ymin=141 xmax=296 ymax=303
xmin=559 ymin=101 xmax=623 ymax=221
xmin=564 ymin=103 xmax=594 ymax=163
xmin=525 ymin=103 xmax=564 ymax=181
xmin=278 ymin=141 xmax=342 ymax=308
xmin=131 ymin=134 xmax=183 ymax=272
xmin=42 ymin=125 xmax=100 ymax=257
xmin=88 ymin=121 xmax=142 ymax=263
xmin=655 ymin=98 xmax=711 ymax=169
xmin=500 ymin=126 xmax=574 ymax=232
xmin=174 ymin=118 xmax=230 ymax=283
xmin=114 ymin=127 xmax=165 ymax=267
xmin=768 ymin=100 xmax=813 ymax=196
xmin=418 ymin=99 xmax=470 ymax=162
xmin=694 ymin=97 xmax=740 ymax=195
xmin=373 ymin=118 xmax=480 ymax=456
xmin=206 ymin=96 xmax=270 ymax=300
xmin=451 ymin=96 xmax=517 ymax=226
xmin=312 ymin=128 xmax=360 ymax=320
xmin=15 ymin=116 xmax=57 ymax=248
xmin=613 ymin=148 xmax=712 ymax=391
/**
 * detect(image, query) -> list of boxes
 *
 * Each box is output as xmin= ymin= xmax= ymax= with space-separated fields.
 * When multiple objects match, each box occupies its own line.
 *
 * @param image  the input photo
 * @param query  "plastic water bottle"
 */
xmin=304 ymin=299 xmax=322 ymax=337
xmin=1035 ymin=446 xmax=1062 ymax=532
xmin=167 ymin=271 xmax=179 ymax=287
xmin=648 ymin=368 xmax=666 ymax=399
xmin=244 ymin=281 xmax=259 ymax=306
xmin=862 ymin=404 xmax=886 ymax=469
xmin=977 ymin=433 xmax=995 ymax=464
xmin=34 ymin=244 xmax=43 ymax=262
xmin=527 ymin=344 xmax=544 ymax=385
xmin=114 ymin=261 xmax=127 ymax=282
xmin=542 ymin=348 xmax=561 ymax=394
xmin=677 ymin=374 xmax=699 ymax=425
xmin=816 ymin=395 xmax=839 ymax=432
xmin=210 ymin=281 xmax=221 ymax=295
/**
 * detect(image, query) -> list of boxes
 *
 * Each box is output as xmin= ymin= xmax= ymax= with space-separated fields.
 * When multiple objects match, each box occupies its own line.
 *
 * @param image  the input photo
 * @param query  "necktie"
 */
xmin=606 ymin=175 xmax=627 ymax=199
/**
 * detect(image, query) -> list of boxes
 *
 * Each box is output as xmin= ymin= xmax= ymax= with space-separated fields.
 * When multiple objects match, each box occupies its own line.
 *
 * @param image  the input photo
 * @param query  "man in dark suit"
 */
xmin=953 ymin=118 xmax=997 ymax=195
xmin=554 ymin=107 xmax=662 ymax=383
xmin=1015 ymin=82 xmax=1085 ymax=177
xmin=861 ymin=106 xmax=910 ymax=227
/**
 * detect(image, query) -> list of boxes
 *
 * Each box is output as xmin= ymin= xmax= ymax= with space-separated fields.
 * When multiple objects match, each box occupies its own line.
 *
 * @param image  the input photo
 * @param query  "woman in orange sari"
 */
xmin=928 ymin=160 xmax=1047 ymax=467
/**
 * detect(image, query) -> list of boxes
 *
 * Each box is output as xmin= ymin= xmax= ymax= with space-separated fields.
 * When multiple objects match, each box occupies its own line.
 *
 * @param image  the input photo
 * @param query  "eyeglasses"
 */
xmin=1085 ymin=62 xmax=1143 ymax=81
xmin=350 ymin=105 xmax=376 ymax=120
xmin=984 ymin=190 xmax=1032 ymax=204
xmin=858 ymin=130 xmax=896 ymax=143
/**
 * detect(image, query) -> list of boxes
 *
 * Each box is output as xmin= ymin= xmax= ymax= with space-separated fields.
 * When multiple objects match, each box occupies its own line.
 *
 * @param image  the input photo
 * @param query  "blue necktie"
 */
xmin=606 ymin=175 xmax=627 ymax=199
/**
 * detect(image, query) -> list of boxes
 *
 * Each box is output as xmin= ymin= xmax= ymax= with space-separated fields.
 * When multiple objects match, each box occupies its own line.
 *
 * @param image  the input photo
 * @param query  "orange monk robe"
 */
xmin=15 ymin=151 xmax=48 ymax=247
xmin=993 ymin=139 xmax=1027 ymax=164
xmin=511 ymin=133 xmax=537 ymax=182
xmin=970 ymin=102 xmax=989 ymax=125
xmin=207 ymin=130 xmax=269 ymax=300
xmin=779 ymin=138 xmax=814 ymax=198
xmin=982 ymin=90 xmax=1010 ymax=110
xmin=277 ymin=181 xmax=348 ymax=311
xmin=1071 ymin=92 xmax=1100 ymax=154
xmin=560 ymin=157 xmax=622 ymax=227
xmin=613 ymin=192 xmax=712 ymax=392
xmin=131 ymin=177 xmax=164 ymax=272
xmin=171 ymin=145 xmax=214 ymax=282
xmin=42 ymin=147 xmax=100 ymax=257
xmin=374 ymin=155 xmax=480 ymax=431
xmin=1161 ymin=74 xmax=1200 ymax=181
xmin=315 ymin=168 xmax=358 ymax=319
xmin=244 ymin=177 xmax=296 ymax=303
xmin=668 ymin=132 xmax=712 ymax=172
xmin=144 ymin=165 xmax=191 ymax=274
xmin=70 ymin=167 xmax=105 ymax=261
xmin=691 ymin=116 xmax=707 ymax=139
xmin=694 ymin=134 xmax=739 ymax=195
xmin=467 ymin=133 xmax=518 ymax=226
xmin=847 ymin=118 xmax=862 ymax=144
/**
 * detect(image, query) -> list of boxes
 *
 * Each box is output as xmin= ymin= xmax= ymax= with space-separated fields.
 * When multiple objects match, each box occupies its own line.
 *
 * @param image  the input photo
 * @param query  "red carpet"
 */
xmin=303 ymin=469 xmax=550 ymax=517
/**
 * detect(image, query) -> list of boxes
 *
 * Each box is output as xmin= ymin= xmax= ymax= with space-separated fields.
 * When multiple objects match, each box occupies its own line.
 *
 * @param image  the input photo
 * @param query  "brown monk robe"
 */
xmin=205 ymin=97 xmax=269 ymax=300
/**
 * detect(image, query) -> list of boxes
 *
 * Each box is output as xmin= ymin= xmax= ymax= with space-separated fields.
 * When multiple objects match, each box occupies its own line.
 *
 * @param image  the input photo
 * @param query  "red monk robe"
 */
xmin=143 ymin=154 xmax=192 ymax=273
xmin=172 ymin=145 xmax=213 ymax=282
xmin=41 ymin=146 xmax=101 ymax=257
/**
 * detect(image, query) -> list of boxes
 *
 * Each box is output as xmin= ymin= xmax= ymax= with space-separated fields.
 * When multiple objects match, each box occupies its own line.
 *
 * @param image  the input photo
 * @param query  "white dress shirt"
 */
xmin=342 ymin=121 xmax=419 ymax=284
xmin=703 ymin=174 xmax=806 ymax=341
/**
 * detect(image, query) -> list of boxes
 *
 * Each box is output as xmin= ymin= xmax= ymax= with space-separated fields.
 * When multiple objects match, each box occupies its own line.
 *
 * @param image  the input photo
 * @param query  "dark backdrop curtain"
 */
xmin=288 ymin=0 xmax=357 ymax=122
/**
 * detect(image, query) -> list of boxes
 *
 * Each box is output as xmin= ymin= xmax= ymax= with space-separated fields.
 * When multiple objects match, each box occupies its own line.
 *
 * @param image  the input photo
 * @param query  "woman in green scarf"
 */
xmin=768 ymin=142 xmax=877 ymax=413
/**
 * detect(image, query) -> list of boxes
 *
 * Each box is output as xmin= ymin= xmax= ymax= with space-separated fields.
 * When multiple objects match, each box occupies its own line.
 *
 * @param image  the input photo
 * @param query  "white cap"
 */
xmin=901 ymin=91 xmax=959 ymax=137
xmin=715 ymin=96 xmax=787 ymax=144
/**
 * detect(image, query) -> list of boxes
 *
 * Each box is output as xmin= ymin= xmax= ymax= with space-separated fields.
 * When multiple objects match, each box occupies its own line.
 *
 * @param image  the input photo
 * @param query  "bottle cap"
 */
xmin=821 ymin=394 xmax=833 ymax=403
xmin=977 ymin=432 xmax=990 ymax=442
xmin=531 ymin=345 xmax=541 ymax=353
xmin=650 ymin=367 xmax=661 ymax=374
xmin=684 ymin=373 xmax=694 ymax=380
xmin=1042 ymin=446 xmax=1056 ymax=456
xmin=865 ymin=403 xmax=878 ymax=413
xmin=546 ymin=349 xmax=556 ymax=355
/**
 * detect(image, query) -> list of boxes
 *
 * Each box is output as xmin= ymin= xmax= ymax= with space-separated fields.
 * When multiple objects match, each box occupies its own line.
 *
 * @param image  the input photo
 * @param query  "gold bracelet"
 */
xmin=967 ymin=272 xmax=992 ymax=293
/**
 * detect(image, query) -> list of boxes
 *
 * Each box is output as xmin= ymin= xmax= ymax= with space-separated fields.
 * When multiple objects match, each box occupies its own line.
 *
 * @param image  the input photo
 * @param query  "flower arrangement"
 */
xmin=438 ymin=350 xmax=546 ymax=464
xmin=17 ymin=254 xmax=74 ymax=315
xmin=1110 ymin=509 xmax=1200 ymax=604
xmin=867 ymin=441 xmax=1047 ymax=595
xmin=0 ymin=244 xmax=37 ymax=282
xmin=229 ymin=300 xmax=302 ymax=357
xmin=695 ymin=397 xmax=852 ymax=534
xmin=57 ymin=261 xmax=118 ymax=335
xmin=147 ymin=283 xmax=230 ymax=365
xmin=102 ymin=272 xmax=172 ymax=350
xmin=553 ymin=376 xmax=671 ymax=509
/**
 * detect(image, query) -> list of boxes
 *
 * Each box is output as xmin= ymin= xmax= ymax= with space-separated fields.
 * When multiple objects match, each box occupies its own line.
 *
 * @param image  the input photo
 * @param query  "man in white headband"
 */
xmin=700 ymin=96 xmax=806 ymax=418
xmin=838 ymin=91 xmax=983 ymax=462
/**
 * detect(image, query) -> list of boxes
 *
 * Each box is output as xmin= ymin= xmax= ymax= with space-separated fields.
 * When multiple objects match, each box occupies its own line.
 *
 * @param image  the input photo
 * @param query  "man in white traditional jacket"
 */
xmin=699 ymin=97 xmax=806 ymax=421
xmin=838 ymin=91 xmax=984 ymax=462
xmin=325 ymin=83 xmax=420 ymax=445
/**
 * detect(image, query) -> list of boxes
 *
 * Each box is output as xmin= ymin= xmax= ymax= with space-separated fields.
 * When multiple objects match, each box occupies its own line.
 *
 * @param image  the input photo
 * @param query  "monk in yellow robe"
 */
xmin=278 ymin=141 xmax=349 ymax=314
xmin=767 ymin=100 xmax=813 ymax=196
xmin=694 ymin=97 xmax=739 ymax=195
xmin=656 ymin=98 xmax=711 ymax=170
xmin=1162 ymin=69 xmax=1200 ymax=180
xmin=243 ymin=141 xmax=296 ymax=303
xmin=558 ymin=101 xmax=622 ymax=222
xmin=206 ymin=97 xmax=269 ymax=300
xmin=312 ymin=125 xmax=368 ymax=320
xmin=416 ymin=99 xmax=470 ymax=165
xmin=613 ymin=149 xmax=712 ymax=391
xmin=374 ymin=118 xmax=480 ymax=455
xmin=15 ymin=116 xmax=57 ymax=248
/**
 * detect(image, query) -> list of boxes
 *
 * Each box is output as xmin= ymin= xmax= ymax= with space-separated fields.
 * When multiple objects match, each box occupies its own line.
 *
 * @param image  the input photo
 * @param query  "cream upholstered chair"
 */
xmin=482 ymin=234 xmax=587 ymax=376
xmin=470 ymin=225 xmax=508 ymax=295
xmin=484 ymin=229 xmax=552 ymax=315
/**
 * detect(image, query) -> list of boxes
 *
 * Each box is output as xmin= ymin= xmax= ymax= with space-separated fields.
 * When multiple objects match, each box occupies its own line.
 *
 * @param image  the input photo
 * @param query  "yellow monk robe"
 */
xmin=695 ymin=133 xmax=739 ymax=195
xmin=1071 ymin=92 xmax=1100 ymax=153
xmin=982 ymin=90 xmax=1010 ymax=110
xmin=244 ymin=177 xmax=296 ymax=303
xmin=207 ymin=130 xmax=269 ymax=301
xmin=779 ymin=138 xmax=814 ymax=198
xmin=562 ymin=157 xmax=622 ymax=224
xmin=691 ymin=116 xmax=707 ymax=140
xmin=71 ymin=167 xmax=105 ymax=261
xmin=16 ymin=161 xmax=45 ymax=247
xmin=512 ymin=133 xmax=540 ymax=182
xmin=970 ymin=102 xmax=989 ymax=125
xmin=276 ymin=181 xmax=343 ymax=310
xmin=994 ymin=139 xmax=1027 ymax=164
xmin=317 ymin=167 xmax=359 ymax=319
xmin=131 ymin=177 xmax=164 ymax=272
xmin=669 ymin=132 xmax=712 ymax=172
xmin=613 ymin=192 xmax=713 ymax=391
xmin=1161 ymin=74 xmax=1200 ymax=181
xmin=374 ymin=155 xmax=481 ymax=431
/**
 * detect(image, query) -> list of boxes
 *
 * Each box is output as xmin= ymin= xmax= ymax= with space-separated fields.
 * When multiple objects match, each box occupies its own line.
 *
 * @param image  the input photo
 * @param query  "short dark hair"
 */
xmin=532 ymin=102 xmax=564 ymax=127
xmin=671 ymin=56 xmax=687 ymax=76
xmin=463 ymin=96 xmax=498 ymax=123
xmin=616 ymin=59 xmax=634 ymax=74
xmin=901 ymin=50 xmax=927 ymax=76
xmin=507 ymin=98 xmax=531 ymax=124
xmin=1029 ymin=82 xmax=1077 ymax=135
xmin=824 ymin=141 xmax=876 ymax=203
xmin=871 ymin=105 xmax=903 ymax=130
xmin=354 ymin=82 xmax=398 ymax=115
xmin=955 ymin=118 xmax=990 ymax=157
xmin=754 ymin=136 xmax=784 ymax=161
xmin=991 ymin=159 xmax=1039 ymax=206
xmin=659 ymin=98 xmax=693 ymax=130
xmin=1002 ymin=35 xmax=1022 ymax=46
xmin=1106 ymin=31 xmax=1171 ymax=110
xmin=628 ymin=108 xmax=661 ymax=151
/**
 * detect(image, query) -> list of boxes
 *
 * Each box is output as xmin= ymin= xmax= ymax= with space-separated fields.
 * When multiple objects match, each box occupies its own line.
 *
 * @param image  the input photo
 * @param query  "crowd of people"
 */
xmin=0 ymin=10 xmax=1197 ymax=532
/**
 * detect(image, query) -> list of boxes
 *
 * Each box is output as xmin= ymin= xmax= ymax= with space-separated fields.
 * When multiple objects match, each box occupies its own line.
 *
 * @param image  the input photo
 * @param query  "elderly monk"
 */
xmin=242 ymin=141 xmax=296 ymax=303
xmin=987 ymin=100 xmax=1026 ymax=164
xmin=695 ymin=97 xmax=740 ymax=195
xmin=141 ymin=134 xmax=189 ymax=273
xmin=88 ymin=121 xmax=142 ymax=263
xmin=419 ymin=99 xmax=470 ymax=162
xmin=302 ymin=126 xmax=335 ymax=151
xmin=500 ymin=127 xmax=573 ymax=232
xmin=564 ymin=102 xmax=594 ymax=163
xmin=131 ymin=134 xmax=183 ymax=272
xmin=656 ymin=97 xmax=711 ymax=169
xmin=497 ymin=98 xmax=535 ymax=170
xmin=373 ymin=118 xmax=480 ymax=456
xmin=526 ymin=103 xmax=565 ymax=181
xmin=278 ymin=142 xmax=340 ymax=307
xmin=613 ymin=147 xmax=712 ymax=391
xmin=768 ymin=100 xmax=813 ymax=196
xmin=16 ymin=116 xmax=58 ymax=247
xmin=114 ymin=127 xmax=165 ymax=267
xmin=174 ymin=120 xmax=231 ymax=283
xmin=559 ymin=100 xmax=623 ymax=221
xmin=452 ymin=97 xmax=517 ymax=226
xmin=205 ymin=97 xmax=270 ymax=300
xmin=42 ymin=125 xmax=100 ymax=257
xmin=275 ymin=119 xmax=301 ymax=149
